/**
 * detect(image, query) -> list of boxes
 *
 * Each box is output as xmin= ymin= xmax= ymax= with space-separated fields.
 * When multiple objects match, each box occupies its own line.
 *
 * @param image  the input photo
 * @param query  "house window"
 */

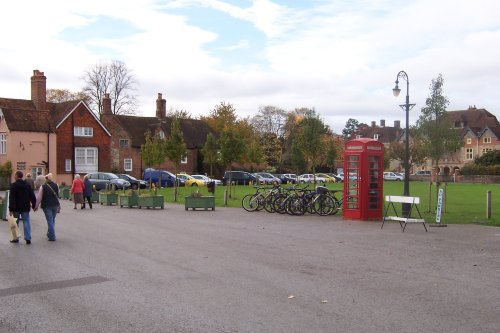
xmin=454 ymin=121 xmax=463 ymax=128
xmin=32 ymin=167 xmax=43 ymax=178
xmin=373 ymin=134 xmax=379 ymax=140
xmin=355 ymin=135 xmax=361 ymax=139
xmin=482 ymin=148 xmax=493 ymax=154
xmin=483 ymin=137 xmax=491 ymax=144
xmin=119 ymin=139 xmax=130 ymax=148
xmin=466 ymin=138 xmax=471 ymax=144
xmin=74 ymin=127 xmax=93 ymax=137
xmin=465 ymin=148 xmax=474 ymax=160
xmin=124 ymin=158 xmax=132 ymax=171
xmin=181 ymin=156 xmax=188 ymax=164
xmin=75 ymin=147 xmax=98 ymax=173
xmin=0 ymin=133 xmax=6 ymax=155
xmin=65 ymin=159 xmax=72 ymax=172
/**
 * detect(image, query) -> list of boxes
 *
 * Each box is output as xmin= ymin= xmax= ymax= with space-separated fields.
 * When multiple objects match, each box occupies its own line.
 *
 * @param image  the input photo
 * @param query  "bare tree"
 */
xmin=46 ymin=89 xmax=89 ymax=104
xmin=82 ymin=60 xmax=138 ymax=116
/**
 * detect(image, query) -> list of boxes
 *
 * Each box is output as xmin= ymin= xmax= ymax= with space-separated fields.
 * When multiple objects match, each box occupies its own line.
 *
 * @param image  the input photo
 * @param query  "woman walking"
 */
xmin=71 ymin=174 xmax=85 ymax=209
xmin=35 ymin=173 xmax=60 ymax=241
xmin=82 ymin=175 xmax=93 ymax=209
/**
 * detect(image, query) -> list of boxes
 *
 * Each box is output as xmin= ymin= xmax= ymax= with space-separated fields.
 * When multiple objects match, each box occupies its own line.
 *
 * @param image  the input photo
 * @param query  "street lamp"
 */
xmin=392 ymin=71 xmax=415 ymax=217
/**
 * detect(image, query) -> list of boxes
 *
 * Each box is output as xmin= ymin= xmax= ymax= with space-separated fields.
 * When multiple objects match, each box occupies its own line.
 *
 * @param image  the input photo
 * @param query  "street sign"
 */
xmin=436 ymin=188 xmax=443 ymax=224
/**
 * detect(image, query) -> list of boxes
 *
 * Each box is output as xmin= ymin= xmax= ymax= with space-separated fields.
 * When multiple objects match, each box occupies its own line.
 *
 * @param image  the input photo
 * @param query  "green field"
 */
xmin=151 ymin=181 xmax=499 ymax=226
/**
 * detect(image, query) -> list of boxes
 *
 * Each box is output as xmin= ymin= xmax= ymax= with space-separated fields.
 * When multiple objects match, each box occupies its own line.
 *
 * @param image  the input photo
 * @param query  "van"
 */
xmin=222 ymin=171 xmax=258 ymax=185
xmin=412 ymin=170 xmax=431 ymax=176
xmin=143 ymin=168 xmax=176 ymax=187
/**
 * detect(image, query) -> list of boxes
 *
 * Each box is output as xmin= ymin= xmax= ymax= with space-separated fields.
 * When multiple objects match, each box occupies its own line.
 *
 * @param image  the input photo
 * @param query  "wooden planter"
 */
xmin=185 ymin=196 xmax=215 ymax=211
xmin=91 ymin=191 xmax=100 ymax=203
xmin=60 ymin=187 xmax=70 ymax=200
xmin=138 ymin=195 xmax=164 ymax=209
xmin=99 ymin=192 xmax=118 ymax=206
xmin=119 ymin=194 xmax=139 ymax=208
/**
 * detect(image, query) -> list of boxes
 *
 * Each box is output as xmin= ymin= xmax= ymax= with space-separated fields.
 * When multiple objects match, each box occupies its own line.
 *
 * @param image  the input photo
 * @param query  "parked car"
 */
xmin=254 ymin=172 xmax=281 ymax=185
xmin=143 ymin=168 xmax=176 ymax=187
xmin=85 ymin=172 xmax=131 ymax=191
xmin=298 ymin=174 xmax=327 ymax=184
xmin=117 ymin=174 xmax=148 ymax=189
xmin=317 ymin=173 xmax=337 ymax=183
xmin=325 ymin=173 xmax=342 ymax=182
xmin=412 ymin=170 xmax=431 ymax=176
xmin=337 ymin=173 xmax=345 ymax=182
xmin=222 ymin=171 xmax=258 ymax=185
xmin=191 ymin=174 xmax=222 ymax=186
xmin=274 ymin=173 xmax=297 ymax=184
xmin=178 ymin=174 xmax=205 ymax=187
xmin=383 ymin=172 xmax=404 ymax=181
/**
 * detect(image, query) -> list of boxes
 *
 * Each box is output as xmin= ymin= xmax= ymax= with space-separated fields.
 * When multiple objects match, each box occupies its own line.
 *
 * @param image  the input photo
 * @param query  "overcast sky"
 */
xmin=1 ymin=0 xmax=499 ymax=133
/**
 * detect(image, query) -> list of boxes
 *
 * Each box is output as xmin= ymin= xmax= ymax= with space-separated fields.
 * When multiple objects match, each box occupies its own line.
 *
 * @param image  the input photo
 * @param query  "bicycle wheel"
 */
xmin=242 ymin=194 xmax=260 ymax=212
xmin=287 ymin=196 xmax=305 ymax=215
xmin=313 ymin=194 xmax=336 ymax=216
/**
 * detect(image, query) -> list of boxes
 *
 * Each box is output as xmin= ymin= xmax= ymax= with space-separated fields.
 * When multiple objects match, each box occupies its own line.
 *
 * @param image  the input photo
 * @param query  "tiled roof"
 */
xmin=357 ymin=126 xmax=401 ymax=144
xmin=448 ymin=108 xmax=499 ymax=128
xmin=1 ymin=108 xmax=53 ymax=132
xmin=112 ymin=115 xmax=212 ymax=148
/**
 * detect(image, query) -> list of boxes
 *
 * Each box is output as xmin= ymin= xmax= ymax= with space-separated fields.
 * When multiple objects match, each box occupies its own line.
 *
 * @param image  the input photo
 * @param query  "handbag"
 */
xmin=8 ymin=214 xmax=21 ymax=242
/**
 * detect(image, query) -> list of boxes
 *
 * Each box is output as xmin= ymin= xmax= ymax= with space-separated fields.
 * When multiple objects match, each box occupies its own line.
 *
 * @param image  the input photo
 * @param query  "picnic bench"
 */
xmin=381 ymin=195 xmax=427 ymax=232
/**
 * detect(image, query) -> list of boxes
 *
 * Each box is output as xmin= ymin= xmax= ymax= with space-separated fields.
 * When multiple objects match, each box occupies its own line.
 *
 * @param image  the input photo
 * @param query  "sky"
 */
xmin=1 ymin=0 xmax=499 ymax=134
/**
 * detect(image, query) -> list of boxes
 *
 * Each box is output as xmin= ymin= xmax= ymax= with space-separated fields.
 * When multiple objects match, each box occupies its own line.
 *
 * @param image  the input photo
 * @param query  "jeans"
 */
xmin=42 ymin=206 xmax=58 ymax=241
xmin=17 ymin=211 xmax=31 ymax=241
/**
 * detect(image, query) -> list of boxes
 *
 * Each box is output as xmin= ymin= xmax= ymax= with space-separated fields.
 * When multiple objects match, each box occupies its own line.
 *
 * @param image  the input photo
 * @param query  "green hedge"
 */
xmin=460 ymin=163 xmax=500 ymax=175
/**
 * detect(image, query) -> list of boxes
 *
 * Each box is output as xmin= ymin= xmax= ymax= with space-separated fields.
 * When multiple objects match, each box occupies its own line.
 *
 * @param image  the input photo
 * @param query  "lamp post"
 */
xmin=392 ymin=71 xmax=415 ymax=217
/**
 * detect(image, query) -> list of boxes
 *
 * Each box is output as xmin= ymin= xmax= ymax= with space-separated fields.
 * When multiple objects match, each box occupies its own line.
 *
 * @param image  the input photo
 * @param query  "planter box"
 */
xmin=99 ymin=192 xmax=118 ymax=206
xmin=60 ymin=187 xmax=70 ymax=200
xmin=138 ymin=195 xmax=164 ymax=209
xmin=185 ymin=196 xmax=215 ymax=211
xmin=91 ymin=191 xmax=100 ymax=203
xmin=119 ymin=194 xmax=139 ymax=208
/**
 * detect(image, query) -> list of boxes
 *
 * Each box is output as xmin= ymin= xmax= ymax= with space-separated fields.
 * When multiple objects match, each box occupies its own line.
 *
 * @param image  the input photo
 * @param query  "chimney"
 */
xmin=380 ymin=119 xmax=385 ymax=127
xmin=31 ymin=70 xmax=47 ymax=110
xmin=102 ymin=93 xmax=112 ymax=114
xmin=394 ymin=120 xmax=400 ymax=128
xmin=371 ymin=121 xmax=376 ymax=127
xmin=156 ymin=93 xmax=166 ymax=119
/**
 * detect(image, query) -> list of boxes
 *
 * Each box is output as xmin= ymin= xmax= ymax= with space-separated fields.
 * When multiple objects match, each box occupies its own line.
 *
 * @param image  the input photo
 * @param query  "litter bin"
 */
xmin=207 ymin=181 xmax=215 ymax=194
xmin=1 ymin=190 xmax=9 ymax=221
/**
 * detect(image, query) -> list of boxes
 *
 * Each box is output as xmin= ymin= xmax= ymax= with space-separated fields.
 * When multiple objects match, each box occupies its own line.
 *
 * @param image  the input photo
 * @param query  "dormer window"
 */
xmin=119 ymin=139 xmax=129 ymax=148
xmin=483 ymin=137 xmax=491 ymax=144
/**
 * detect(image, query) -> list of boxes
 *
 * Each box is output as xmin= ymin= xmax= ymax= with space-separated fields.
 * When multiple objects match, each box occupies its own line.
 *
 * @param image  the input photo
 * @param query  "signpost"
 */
xmin=431 ymin=188 xmax=447 ymax=227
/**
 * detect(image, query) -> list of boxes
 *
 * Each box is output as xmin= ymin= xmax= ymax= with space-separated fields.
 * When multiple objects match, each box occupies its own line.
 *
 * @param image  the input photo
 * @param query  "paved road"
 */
xmin=0 ymin=198 xmax=499 ymax=332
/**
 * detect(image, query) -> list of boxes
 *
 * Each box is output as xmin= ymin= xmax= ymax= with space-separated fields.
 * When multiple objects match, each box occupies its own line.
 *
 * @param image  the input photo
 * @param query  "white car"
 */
xmin=383 ymin=172 xmax=404 ymax=181
xmin=191 ymin=174 xmax=222 ymax=185
xmin=298 ymin=174 xmax=327 ymax=184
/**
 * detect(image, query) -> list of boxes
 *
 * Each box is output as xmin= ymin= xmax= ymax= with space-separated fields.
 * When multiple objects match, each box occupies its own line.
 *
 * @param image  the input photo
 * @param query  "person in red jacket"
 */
xmin=70 ymin=174 xmax=85 ymax=209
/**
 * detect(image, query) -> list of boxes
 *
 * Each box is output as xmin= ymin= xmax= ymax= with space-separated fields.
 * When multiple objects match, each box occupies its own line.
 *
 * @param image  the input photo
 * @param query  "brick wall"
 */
xmin=56 ymin=104 xmax=111 ymax=175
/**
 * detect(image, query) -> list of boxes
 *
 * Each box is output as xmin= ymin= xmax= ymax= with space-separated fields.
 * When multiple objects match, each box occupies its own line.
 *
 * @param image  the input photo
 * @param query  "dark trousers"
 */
xmin=82 ymin=196 xmax=93 ymax=209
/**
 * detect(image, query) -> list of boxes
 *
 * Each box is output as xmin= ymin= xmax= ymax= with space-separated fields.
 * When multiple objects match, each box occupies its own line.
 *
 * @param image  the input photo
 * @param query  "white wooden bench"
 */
xmin=381 ymin=195 xmax=427 ymax=232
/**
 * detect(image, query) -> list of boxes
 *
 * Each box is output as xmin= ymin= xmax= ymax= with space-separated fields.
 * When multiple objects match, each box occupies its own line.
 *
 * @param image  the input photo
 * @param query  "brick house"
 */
xmin=357 ymin=107 xmax=500 ymax=174
xmin=100 ymin=93 xmax=212 ymax=179
xmin=0 ymin=70 xmax=111 ymax=184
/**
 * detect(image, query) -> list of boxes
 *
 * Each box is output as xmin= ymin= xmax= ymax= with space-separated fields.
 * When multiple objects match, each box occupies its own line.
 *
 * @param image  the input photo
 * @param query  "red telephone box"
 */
xmin=343 ymin=138 xmax=384 ymax=220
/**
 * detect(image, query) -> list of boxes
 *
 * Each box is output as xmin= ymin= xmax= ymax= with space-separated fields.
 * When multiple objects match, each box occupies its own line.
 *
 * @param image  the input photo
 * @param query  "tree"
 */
xmin=342 ymin=118 xmax=366 ymax=140
xmin=167 ymin=107 xmax=192 ymax=119
xmin=219 ymin=128 xmax=245 ymax=198
xmin=251 ymin=105 xmax=287 ymax=138
xmin=324 ymin=139 xmax=338 ymax=173
xmin=201 ymin=133 xmax=218 ymax=178
xmin=297 ymin=110 xmax=326 ymax=179
xmin=290 ymin=139 xmax=307 ymax=174
xmin=200 ymin=101 xmax=237 ymax=134
xmin=164 ymin=118 xmax=188 ymax=201
xmin=474 ymin=150 xmax=500 ymax=166
xmin=414 ymin=74 xmax=463 ymax=172
xmin=388 ymin=138 xmax=427 ymax=172
xmin=140 ymin=130 xmax=166 ymax=185
xmin=247 ymin=139 xmax=264 ymax=172
xmin=82 ymin=60 xmax=138 ymax=116
xmin=47 ymin=89 xmax=89 ymax=103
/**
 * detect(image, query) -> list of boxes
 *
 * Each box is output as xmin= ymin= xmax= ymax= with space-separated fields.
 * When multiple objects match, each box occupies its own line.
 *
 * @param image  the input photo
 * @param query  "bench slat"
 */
xmin=385 ymin=195 xmax=420 ymax=204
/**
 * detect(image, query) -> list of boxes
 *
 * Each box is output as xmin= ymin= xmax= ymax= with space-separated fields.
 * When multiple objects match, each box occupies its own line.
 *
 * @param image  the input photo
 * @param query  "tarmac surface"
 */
xmin=0 ymin=196 xmax=499 ymax=332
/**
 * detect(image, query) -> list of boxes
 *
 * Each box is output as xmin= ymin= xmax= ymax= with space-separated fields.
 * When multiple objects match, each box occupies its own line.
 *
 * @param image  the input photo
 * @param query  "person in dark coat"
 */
xmin=9 ymin=171 xmax=36 ymax=244
xmin=82 ymin=175 xmax=93 ymax=209
xmin=35 ymin=173 xmax=60 ymax=241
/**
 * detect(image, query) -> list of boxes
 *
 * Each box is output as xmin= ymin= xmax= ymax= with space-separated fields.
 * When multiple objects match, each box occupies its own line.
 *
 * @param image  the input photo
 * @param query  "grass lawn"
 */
xmin=149 ymin=181 xmax=499 ymax=226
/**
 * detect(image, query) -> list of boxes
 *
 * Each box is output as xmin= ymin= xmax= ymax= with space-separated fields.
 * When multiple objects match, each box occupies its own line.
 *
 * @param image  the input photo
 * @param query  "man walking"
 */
xmin=9 ymin=171 xmax=36 ymax=244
